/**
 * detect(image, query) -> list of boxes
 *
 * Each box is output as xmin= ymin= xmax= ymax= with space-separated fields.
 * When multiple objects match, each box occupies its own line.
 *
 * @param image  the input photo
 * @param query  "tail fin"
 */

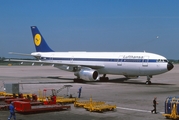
xmin=31 ymin=26 xmax=54 ymax=52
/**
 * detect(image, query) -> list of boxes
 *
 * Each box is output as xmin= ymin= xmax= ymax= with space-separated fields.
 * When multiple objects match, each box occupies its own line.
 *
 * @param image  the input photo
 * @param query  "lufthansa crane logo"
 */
xmin=34 ymin=34 xmax=41 ymax=46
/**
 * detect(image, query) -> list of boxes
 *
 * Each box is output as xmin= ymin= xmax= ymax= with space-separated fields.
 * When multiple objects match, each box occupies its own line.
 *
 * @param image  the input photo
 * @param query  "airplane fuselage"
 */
xmin=31 ymin=51 xmax=170 ymax=76
xmin=9 ymin=26 xmax=174 ymax=84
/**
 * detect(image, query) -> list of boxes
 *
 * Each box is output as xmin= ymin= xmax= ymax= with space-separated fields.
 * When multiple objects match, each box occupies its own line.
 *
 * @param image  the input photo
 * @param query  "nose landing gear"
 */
xmin=146 ymin=76 xmax=152 ymax=85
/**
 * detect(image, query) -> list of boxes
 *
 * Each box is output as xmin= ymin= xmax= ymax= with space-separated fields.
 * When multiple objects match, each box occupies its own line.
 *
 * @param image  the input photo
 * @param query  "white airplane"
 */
xmin=9 ymin=26 xmax=174 ymax=84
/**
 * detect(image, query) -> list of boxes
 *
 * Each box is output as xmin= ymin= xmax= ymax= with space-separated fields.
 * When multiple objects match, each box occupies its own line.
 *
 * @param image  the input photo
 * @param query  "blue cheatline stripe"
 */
xmin=41 ymin=57 xmax=158 ymax=63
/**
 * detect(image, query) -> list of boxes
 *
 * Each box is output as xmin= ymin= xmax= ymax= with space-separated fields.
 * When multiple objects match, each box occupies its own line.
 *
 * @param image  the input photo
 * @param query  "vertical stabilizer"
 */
xmin=31 ymin=26 xmax=54 ymax=52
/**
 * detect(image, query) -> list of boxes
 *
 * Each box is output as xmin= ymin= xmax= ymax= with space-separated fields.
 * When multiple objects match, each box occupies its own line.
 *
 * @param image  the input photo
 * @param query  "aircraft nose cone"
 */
xmin=167 ymin=62 xmax=174 ymax=71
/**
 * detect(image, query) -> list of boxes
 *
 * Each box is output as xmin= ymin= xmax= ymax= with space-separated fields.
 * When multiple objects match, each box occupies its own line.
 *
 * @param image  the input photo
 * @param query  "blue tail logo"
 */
xmin=31 ymin=26 xmax=54 ymax=52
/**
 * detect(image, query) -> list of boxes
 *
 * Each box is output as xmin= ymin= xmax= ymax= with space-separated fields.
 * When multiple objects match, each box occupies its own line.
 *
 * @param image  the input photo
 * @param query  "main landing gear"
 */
xmin=99 ymin=74 xmax=109 ymax=82
xmin=73 ymin=78 xmax=84 ymax=83
xmin=146 ymin=76 xmax=152 ymax=85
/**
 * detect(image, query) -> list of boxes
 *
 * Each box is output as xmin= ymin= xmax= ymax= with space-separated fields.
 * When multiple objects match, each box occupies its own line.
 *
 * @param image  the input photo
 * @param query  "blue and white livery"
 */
xmin=10 ymin=26 xmax=174 ymax=84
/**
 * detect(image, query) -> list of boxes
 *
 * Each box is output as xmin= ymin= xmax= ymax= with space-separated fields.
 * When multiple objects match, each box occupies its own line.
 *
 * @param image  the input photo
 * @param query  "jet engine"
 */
xmin=74 ymin=69 xmax=98 ymax=81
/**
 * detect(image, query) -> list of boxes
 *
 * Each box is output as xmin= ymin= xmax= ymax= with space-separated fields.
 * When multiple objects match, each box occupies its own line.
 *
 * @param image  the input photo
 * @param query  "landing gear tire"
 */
xmin=146 ymin=81 xmax=151 ymax=85
xmin=73 ymin=79 xmax=84 ymax=83
xmin=146 ymin=76 xmax=152 ymax=85
xmin=99 ymin=77 xmax=109 ymax=82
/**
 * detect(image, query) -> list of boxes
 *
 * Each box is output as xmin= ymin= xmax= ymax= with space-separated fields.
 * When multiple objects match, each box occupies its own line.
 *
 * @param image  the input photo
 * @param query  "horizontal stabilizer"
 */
xmin=9 ymin=52 xmax=40 ymax=57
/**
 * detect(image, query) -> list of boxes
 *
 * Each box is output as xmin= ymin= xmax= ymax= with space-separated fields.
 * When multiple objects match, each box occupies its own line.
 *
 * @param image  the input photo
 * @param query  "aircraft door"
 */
xmin=50 ymin=54 xmax=53 ymax=61
xmin=70 ymin=56 xmax=74 ymax=63
xmin=117 ymin=55 xmax=124 ymax=66
xmin=142 ymin=56 xmax=149 ymax=67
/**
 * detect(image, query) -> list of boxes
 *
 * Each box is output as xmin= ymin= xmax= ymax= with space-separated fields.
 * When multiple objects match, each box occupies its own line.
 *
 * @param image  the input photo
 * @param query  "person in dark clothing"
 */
xmin=151 ymin=97 xmax=158 ymax=114
xmin=78 ymin=87 xmax=82 ymax=98
xmin=8 ymin=102 xmax=16 ymax=120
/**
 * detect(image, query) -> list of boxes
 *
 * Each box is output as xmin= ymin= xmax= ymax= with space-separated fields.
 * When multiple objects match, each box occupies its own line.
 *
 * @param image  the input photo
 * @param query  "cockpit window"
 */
xmin=164 ymin=59 xmax=168 ymax=62
xmin=157 ymin=59 xmax=168 ymax=62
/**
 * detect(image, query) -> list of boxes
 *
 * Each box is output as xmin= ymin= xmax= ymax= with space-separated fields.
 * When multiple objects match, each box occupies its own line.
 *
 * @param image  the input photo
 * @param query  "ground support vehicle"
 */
xmin=14 ymin=101 xmax=71 ymax=114
xmin=74 ymin=98 xmax=116 ymax=112
xmin=163 ymin=96 xmax=179 ymax=119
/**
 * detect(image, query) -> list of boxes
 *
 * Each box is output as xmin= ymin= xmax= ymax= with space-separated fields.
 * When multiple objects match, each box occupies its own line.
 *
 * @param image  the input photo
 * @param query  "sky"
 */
xmin=0 ymin=0 xmax=179 ymax=59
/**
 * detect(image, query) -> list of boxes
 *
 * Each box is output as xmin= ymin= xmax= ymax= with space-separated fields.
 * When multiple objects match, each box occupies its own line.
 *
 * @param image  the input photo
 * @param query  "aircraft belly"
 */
xmin=99 ymin=62 xmax=141 ymax=75
xmin=139 ymin=63 xmax=168 ymax=76
xmin=49 ymin=61 xmax=168 ymax=76
xmin=99 ymin=62 xmax=168 ymax=76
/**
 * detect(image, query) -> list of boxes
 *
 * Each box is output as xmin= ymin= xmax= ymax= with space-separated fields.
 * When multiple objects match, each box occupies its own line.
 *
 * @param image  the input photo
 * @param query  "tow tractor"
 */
xmin=163 ymin=96 xmax=179 ymax=119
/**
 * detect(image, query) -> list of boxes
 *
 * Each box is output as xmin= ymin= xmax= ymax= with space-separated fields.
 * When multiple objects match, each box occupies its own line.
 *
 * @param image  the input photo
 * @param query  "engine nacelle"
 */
xmin=74 ymin=69 xmax=98 ymax=81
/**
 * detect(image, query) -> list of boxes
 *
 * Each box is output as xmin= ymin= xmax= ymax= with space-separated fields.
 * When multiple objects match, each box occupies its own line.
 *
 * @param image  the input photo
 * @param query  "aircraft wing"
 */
xmin=7 ymin=59 xmax=104 ymax=69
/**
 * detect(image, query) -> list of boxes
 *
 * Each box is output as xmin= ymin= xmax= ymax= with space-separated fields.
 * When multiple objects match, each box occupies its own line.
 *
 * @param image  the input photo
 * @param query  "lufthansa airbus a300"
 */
xmin=9 ymin=26 xmax=174 ymax=84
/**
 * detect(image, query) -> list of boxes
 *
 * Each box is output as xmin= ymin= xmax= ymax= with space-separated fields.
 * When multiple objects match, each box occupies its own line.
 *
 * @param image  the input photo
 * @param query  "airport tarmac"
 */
xmin=0 ymin=65 xmax=179 ymax=120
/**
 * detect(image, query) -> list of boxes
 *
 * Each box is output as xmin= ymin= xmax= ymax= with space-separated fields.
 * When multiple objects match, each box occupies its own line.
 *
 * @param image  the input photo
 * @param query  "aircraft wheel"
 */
xmin=99 ymin=77 xmax=109 ymax=82
xmin=146 ymin=81 xmax=151 ymax=85
xmin=146 ymin=81 xmax=149 ymax=85
xmin=73 ymin=79 xmax=84 ymax=83
xmin=105 ymin=77 xmax=109 ymax=81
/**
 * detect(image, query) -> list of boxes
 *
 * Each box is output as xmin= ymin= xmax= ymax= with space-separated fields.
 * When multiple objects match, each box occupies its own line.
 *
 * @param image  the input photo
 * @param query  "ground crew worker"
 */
xmin=151 ymin=97 xmax=158 ymax=114
xmin=78 ymin=87 xmax=82 ymax=98
xmin=8 ymin=102 xmax=16 ymax=120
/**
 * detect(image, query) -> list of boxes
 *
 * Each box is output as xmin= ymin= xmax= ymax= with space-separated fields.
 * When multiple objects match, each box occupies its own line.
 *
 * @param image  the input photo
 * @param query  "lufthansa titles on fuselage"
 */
xmin=123 ymin=55 xmax=144 ymax=59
